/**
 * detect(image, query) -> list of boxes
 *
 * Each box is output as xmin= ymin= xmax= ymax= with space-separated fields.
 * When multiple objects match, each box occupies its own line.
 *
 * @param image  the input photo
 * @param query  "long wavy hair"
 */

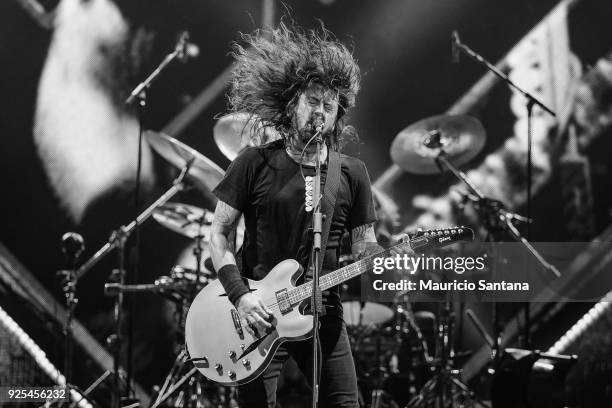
xmin=228 ymin=22 xmax=361 ymax=150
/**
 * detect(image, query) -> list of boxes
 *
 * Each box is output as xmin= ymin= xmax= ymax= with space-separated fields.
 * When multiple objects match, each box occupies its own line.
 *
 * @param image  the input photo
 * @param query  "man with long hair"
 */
xmin=210 ymin=22 xmax=379 ymax=407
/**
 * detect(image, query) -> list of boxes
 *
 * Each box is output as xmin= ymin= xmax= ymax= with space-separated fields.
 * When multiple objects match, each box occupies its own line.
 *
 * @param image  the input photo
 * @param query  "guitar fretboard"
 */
xmin=287 ymin=242 xmax=410 ymax=305
xmin=285 ymin=227 xmax=470 ymax=306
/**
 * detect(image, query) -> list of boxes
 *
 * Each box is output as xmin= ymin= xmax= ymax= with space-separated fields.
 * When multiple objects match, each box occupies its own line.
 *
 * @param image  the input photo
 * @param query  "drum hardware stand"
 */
xmin=58 ymin=233 xmax=85 ymax=387
xmin=394 ymin=296 xmax=433 ymax=364
xmin=404 ymin=295 xmax=490 ymax=408
xmin=370 ymin=333 xmax=398 ymax=408
xmin=106 ymin=232 xmax=223 ymax=408
xmin=76 ymin=163 xmax=191 ymax=407
xmin=44 ymin=233 xmax=89 ymax=407
xmin=147 ymin=320 xmax=235 ymax=407
xmin=147 ymin=237 xmax=224 ymax=408
xmin=422 ymin=131 xmax=560 ymax=280
xmin=191 ymin=228 xmax=206 ymax=300
xmin=103 ymin=272 xmax=223 ymax=408
xmin=465 ymin=309 xmax=497 ymax=368
xmin=411 ymin=125 xmax=558 ymax=407
xmin=40 ymin=232 xmax=110 ymax=408
xmin=452 ymin=31 xmax=557 ymax=348
xmin=125 ymin=30 xmax=195 ymax=399
xmin=148 ymin=357 xmax=205 ymax=408
xmin=433 ymin=142 xmax=559 ymax=380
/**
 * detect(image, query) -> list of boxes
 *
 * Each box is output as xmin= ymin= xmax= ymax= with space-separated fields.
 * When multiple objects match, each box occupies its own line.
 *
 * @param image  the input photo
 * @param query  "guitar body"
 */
xmin=185 ymin=259 xmax=313 ymax=386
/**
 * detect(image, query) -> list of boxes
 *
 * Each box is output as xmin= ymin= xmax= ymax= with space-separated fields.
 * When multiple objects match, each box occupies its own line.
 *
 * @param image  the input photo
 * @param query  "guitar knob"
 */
xmin=240 ymin=344 xmax=246 ymax=350
xmin=215 ymin=363 xmax=223 ymax=371
xmin=228 ymin=371 xmax=237 ymax=380
xmin=228 ymin=350 xmax=236 ymax=359
xmin=242 ymin=359 xmax=250 ymax=367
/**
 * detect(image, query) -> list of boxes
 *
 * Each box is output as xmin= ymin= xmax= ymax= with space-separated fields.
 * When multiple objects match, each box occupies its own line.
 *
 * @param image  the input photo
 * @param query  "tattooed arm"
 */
xmin=210 ymin=200 xmax=241 ymax=270
xmin=210 ymin=200 xmax=271 ymax=334
xmin=351 ymin=223 xmax=383 ymax=260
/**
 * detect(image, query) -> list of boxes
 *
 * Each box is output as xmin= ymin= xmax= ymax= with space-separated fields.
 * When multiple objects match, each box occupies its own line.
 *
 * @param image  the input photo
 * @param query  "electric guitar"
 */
xmin=185 ymin=227 xmax=474 ymax=385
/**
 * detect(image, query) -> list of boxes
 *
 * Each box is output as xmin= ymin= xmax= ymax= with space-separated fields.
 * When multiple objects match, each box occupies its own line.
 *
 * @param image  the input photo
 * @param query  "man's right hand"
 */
xmin=236 ymin=292 xmax=273 ymax=337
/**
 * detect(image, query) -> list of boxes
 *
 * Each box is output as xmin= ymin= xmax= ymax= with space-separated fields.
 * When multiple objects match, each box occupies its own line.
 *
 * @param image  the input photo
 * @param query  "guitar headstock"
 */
xmin=413 ymin=226 xmax=474 ymax=240
xmin=408 ymin=226 xmax=475 ymax=250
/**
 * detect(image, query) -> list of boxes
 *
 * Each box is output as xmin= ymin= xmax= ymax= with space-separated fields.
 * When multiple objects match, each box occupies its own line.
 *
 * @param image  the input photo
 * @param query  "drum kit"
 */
xmin=338 ymin=109 xmax=566 ymax=408
xmin=334 ymin=114 xmax=490 ymax=408
xmin=63 ymin=104 xmax=559 ymax=408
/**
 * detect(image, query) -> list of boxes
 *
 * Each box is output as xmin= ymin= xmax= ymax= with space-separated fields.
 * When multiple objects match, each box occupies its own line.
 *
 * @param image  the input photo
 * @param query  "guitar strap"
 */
xmin=320 ymin=149 xmax=342 ymax=272
xmin=307 ymin=149 xmax=342 ymax=278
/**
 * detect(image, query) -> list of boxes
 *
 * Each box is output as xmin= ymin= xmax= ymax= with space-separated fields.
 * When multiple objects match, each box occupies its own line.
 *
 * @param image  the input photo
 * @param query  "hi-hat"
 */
xmin=145 ymin=130 xmax=224 ymax=191
xmin=213 ymin=112 xmax=281 ymax=160
xmin=153 ymin=202 xmax=214 ymax=239
xmin=390 ymin=114 xmax=486 ymax=174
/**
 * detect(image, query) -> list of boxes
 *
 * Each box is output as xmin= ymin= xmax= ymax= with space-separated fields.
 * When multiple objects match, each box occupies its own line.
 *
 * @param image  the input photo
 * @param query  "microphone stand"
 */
xmin=125 ymin=31 xmax=191 ymax=106
xmin=121 ymin=31 xmax=192 ymax=401
xmin=74 ymin=164 xmax=191 ymax=408
xmin=311 ymin=126 xmax=324 ymax=408
xmin=57 ymin=233 xmax=84 ymax=404
xmin=452 ymin=32 xmax=557 ymax=348
xmin=431 ymin=148 xmax=560 ymax=278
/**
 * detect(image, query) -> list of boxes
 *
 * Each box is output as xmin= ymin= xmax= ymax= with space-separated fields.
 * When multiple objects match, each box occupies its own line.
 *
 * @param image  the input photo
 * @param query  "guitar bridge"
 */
xmin=275 ymin=289 xmax=293 ymax=314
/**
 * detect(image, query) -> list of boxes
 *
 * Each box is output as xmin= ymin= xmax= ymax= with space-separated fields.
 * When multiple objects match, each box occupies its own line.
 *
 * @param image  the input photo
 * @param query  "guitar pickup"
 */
xmin=275 ymin=289 xmax=293 ymax=314
xmin=231 ymin=309 xmax=244 ymax=337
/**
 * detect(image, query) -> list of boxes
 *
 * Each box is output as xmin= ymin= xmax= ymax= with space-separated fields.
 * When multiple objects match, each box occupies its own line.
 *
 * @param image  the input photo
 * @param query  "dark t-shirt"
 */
xmin=213 ymin=140 xmax=377 ymax=316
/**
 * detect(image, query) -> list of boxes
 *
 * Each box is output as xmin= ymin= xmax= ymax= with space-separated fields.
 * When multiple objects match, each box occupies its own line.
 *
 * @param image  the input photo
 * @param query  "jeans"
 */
xmin=236 ymin=316 xmax=358 ymax=408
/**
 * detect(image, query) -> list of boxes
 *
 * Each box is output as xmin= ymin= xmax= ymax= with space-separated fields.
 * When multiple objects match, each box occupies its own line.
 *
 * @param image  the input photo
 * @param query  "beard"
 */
xmin=296 ymin=127 xmax=316 ymax=144
xmin=292 ymin=116 xmax=329 ymax=145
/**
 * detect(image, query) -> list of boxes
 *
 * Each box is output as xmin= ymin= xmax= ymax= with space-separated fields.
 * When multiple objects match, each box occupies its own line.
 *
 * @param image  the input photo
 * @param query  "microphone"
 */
xmin=176 ymin=31 xmax=200 ymax=63
xmin=61 ymin=232 xmax=85 ymax=262
xmin=313 ymin=115 xmax=325 ymax=133
xmin=451 ymin=30 xmax=461 ymax=63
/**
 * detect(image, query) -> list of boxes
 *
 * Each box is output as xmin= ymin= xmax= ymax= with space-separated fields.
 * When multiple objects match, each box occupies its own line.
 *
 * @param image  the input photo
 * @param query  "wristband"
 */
xmin=217 ymin=264 xmax=250 ymax=306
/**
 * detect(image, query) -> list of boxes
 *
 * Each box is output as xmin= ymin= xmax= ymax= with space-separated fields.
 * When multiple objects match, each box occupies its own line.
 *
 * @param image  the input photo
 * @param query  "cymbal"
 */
xmin=213 ymin=112 xmax=281 ymax=160
xmin=145 ymin=130 xmax=224 ymax=191
xmin=154 ymin=202 xmax=246 ymax=248
xmin=153 ymin=202 xmax=214 ymax=239
xmin=390 ymin=115 xmax=486 ymax=174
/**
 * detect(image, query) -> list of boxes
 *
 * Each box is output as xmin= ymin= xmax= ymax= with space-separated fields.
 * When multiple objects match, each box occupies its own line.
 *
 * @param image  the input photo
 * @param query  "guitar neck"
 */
xmin=288 ymin=236 xmax=428 ymax=305
xmin=286 ymin=227 xmax=473 ymax=305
